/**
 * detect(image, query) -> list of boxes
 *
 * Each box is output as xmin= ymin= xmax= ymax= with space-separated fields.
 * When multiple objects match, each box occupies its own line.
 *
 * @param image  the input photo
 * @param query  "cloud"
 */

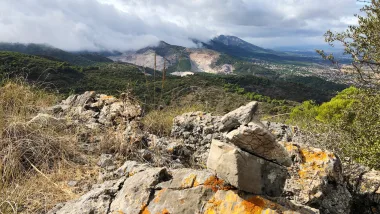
xmin=0 ymin=0 xmax=361 ymax=51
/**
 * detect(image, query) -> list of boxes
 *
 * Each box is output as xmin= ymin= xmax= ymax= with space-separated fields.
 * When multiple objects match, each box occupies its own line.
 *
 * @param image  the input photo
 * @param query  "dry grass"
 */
xmin=142 ymin=104 xmax=206 ymax=136
xmin=0 ymin=163 xmax=99 ymax=213
xmin=0 ymin=79 xmax=99 ymax=213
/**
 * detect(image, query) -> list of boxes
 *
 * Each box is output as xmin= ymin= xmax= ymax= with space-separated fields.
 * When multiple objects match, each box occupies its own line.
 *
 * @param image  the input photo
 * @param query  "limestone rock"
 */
xmin=28 ymin=113 xmax=65 ymax=128
xmin=207 ymin=139 xmax=287 ymax=196
xmin=220 ymin=101 xmax=258 ymax=131
xmin=48 ymin=178 xmax=125 ymax=214
xmin=204 ymin=190 xmax=319 ymax=214
xmin=171 ymin=111 xmax=222 ymax=163
xmin=97 ymin=154 xmax=114 ymax=168
xmin=264 ymin=121 xmax=298 ymax=142
xmin=148 ymin=186 xmax=213 ymax=214
xmin=109 ymin=168 xmax=171 ymax=213
xmin=283 ymin=142 xmax=352 ymax=214
xmin=226 ymin=123 xmax=292 ymax=166
xmin=49 ymin=163 xmax=318 ymax=214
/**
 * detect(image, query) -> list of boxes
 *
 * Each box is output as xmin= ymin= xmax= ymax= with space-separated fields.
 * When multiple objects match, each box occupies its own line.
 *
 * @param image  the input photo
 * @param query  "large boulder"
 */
xmin=207 ymin=139 xmax=287 ymax=196
xmin=220 ymin=101 xmax=258 ymax=132
xmin=226 ymin=123 xmax=292 ymax=166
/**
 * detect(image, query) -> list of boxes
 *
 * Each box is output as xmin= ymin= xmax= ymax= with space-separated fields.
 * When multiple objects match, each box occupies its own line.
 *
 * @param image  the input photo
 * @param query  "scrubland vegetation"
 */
xmin=0 ymin=80 xmax=99 ymax=213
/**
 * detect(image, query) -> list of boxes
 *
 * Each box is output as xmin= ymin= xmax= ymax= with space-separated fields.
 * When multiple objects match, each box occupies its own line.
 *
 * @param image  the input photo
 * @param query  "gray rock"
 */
xmin=48 ymin=178 xmax=124 ymax=214
xmin=220 ymin=101 xmax=258 ymax=131
xmin=147 ymin=186 xmax=213 ymax=214
xmin=27 ymin=113 xmax=66 ymax=128
xmin=226 ymin=123 xmax=292 ymax=166
xmin=264 ymin=121 xmax=298 ymax=142
xmin=171 ymin=111 xmax=222 ymax=164
xmin=156 ymin=168 xmax=216 ymax=189
xmin=97 ymin=154 xmax=114 ymax=168
xmin=207 ymin=139 xmax=287 ymax=196
xmin=283 ymin=142 xmax=352 ymax=214
xmin=49 ymin=163 xmax=319 ymax=214
xmin=109 ymin=168 xmax=170 ymax=213
xmin=67 ymin=180 xmax=78 ymax=187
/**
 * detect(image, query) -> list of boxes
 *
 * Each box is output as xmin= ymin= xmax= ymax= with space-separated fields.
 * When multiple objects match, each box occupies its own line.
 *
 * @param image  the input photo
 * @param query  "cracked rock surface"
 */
xmin=226 ymin=123 xmax=292 ymax=166
xmin=48 ymin=163 xmax=318 ymax=214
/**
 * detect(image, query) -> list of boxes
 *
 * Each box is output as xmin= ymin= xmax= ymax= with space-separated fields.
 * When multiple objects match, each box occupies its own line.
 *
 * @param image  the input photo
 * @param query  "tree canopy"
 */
xmin=317 ymin=0 xmax=380 ymax=88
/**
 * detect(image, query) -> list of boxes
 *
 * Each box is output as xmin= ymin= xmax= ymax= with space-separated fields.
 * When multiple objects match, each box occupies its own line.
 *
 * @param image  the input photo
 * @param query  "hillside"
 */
xmin=193 ymin=35 xmax=327 ymax=64
xmin=0 ymin=84 xmax=378 ymax=213
xmin=110 ymin=39 xmax=283 ymax=75
xmin=0 ymin=51 xmax=347 ymax=119
xmin=0 ymin=43 xmax=112 ymax=66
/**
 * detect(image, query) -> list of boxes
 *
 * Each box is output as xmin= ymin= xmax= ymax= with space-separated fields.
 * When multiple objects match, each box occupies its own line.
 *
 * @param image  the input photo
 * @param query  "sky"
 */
xmin=0 ymin=0 xmax=363 ymax=51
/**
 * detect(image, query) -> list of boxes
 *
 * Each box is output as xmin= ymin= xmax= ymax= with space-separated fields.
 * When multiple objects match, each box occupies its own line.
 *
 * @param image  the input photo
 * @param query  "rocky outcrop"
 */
xmin=50 ymin=91 xmax=142 ymax=128
xmin=43 ymin=95 xmax=379 ymax=214
xmin=49 ymin=162 xmax=318 ymax=214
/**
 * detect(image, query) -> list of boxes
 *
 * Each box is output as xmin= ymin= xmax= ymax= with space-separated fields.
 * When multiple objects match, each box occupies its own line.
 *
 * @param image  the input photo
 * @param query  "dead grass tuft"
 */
xmin=0 ymin=79 xmax=98 ymax=213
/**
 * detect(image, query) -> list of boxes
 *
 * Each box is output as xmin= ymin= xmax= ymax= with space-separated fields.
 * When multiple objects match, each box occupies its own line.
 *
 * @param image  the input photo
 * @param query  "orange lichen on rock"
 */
xmin=300 ymin=148 xmax=332 ymax=163
xmin=282 ymin=142 xmax=299 ymax=153
xmin=298 ymin=148 xmax=335 ymax=180
xmin=153 ymin=188 xmax=167 ymax=203
xmin=204 ymin=176 xmax=233 ymax=192
xmin=204 ymin=191 xmax=281 ymax=214
xmin=181 ymin=174 xmax=198 ymax=188
xmin=141 ymin=204 xmax=151 ymax=214
xmin=160 ymin=208 xmax=170 ymax=214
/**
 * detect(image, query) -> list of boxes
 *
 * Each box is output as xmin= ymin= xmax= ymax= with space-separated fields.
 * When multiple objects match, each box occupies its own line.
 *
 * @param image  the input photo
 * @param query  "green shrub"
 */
xmin=288 ymin=87 xmax=380 ymax=169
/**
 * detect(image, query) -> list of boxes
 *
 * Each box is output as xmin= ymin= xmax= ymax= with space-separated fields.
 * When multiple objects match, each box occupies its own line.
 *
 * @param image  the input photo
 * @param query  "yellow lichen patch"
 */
xmin=300 ymin=148 xmax=332 ymax=163
xmin=204 ymin=176 xmax=233 ymax=192
xmin=153 ymin=188 xmax=167 ymax=203
xmin=282 ymin=142 xmax=298 ymax=153
xmin=298 ymin=148 xmax=335 ymax=180
xmin=112 ymin=211 xmax=124 ymax=214
xmin=204 ymin=191 xmax=279 ymax=214
xmin=241 ymin=196 xmax=266 ymax=213
xmin=181 ymin=174 xmax=197 ymax=188
xmin=100 ymin=95 xmax=116 ymax=100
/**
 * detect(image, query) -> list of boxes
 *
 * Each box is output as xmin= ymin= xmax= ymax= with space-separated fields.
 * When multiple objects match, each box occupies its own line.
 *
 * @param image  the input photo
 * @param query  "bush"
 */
xmin=288 ymin=87 xmax=380 ymax=169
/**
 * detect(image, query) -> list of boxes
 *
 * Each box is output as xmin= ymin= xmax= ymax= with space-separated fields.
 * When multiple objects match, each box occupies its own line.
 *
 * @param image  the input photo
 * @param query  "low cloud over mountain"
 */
xmin=0 ymin=0 xmax=361 ymax=51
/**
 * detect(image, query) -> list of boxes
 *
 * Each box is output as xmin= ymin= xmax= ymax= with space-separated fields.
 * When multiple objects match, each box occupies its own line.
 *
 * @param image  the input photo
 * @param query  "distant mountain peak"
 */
xmin=213 ymin=35 xmax=264 ymax=50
